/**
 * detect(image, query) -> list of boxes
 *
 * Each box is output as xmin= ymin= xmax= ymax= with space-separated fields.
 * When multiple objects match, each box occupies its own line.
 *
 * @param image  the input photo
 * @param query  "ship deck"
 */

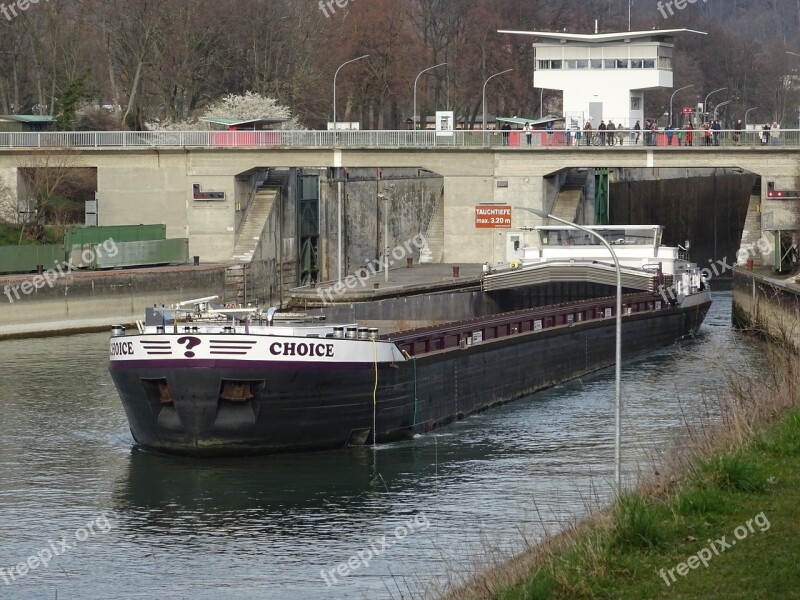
xmin=384 ymin=291 xmax=687 ymax=358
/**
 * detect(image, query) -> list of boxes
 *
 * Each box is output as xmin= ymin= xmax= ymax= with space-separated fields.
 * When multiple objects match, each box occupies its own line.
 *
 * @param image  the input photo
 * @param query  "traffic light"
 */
xmin=767 ymin=181 xmax=777 ymax=197
xmin=767 ymin=181 xmax=799 ymax=199
xmin=192 ymin=183 xmax=226 ymax=200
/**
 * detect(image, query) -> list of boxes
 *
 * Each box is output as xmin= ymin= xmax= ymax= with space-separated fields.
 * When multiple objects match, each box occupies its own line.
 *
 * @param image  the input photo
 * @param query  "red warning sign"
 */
xmin=475 ymin=205 xmax=512 ymax=228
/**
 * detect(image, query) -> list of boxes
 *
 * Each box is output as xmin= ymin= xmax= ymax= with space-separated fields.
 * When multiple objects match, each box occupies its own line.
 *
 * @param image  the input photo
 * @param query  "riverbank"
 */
xmin=732 ymin=265 xmax=800 ymax=351
xmin=0 ymin=264 xmax=227 ymax=340
xmin=445 ymin=332 xmax=799 ymax=599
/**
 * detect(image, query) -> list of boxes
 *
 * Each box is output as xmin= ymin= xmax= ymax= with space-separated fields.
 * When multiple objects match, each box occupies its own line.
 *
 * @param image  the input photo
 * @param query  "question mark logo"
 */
xmin=177 ymin=336 xmax=201 ymax=358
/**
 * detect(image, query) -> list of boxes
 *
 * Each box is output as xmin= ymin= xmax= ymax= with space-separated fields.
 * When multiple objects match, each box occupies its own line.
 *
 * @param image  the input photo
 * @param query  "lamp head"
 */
xmin=526 ymin=207 xmax=548 ymax=219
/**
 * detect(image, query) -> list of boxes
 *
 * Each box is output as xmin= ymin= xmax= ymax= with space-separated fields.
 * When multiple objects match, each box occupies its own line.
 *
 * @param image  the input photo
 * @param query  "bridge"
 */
xmin=0 ymin=130 xmax=797 ymax=288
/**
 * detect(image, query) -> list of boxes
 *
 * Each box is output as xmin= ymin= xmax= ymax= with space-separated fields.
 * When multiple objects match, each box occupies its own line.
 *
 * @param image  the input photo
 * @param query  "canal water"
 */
xmin=0 ymin=287 xmax=762 ymax=599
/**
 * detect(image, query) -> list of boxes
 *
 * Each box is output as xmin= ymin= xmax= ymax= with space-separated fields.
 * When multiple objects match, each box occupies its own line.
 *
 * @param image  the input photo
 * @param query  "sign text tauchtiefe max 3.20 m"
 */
xmin=475 ymin=205 xmax=512 ymax=228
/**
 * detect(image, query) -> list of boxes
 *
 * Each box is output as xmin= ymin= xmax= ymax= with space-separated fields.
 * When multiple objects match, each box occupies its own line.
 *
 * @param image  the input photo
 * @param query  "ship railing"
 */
xmin=386 ymin=292 xmax=667 ymax=357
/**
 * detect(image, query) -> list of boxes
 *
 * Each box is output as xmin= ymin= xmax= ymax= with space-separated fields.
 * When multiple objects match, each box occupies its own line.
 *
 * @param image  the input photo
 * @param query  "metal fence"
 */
xmin=1 ymin=129 xmax=798 ymax=150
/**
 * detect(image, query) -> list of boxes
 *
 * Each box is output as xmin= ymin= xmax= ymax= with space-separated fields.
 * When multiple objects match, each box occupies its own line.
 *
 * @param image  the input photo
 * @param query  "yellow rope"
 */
xmin=371 ymin=339 xmax=379 ymax=405
xmin=371 ymin=339 xmax=378 ymax=448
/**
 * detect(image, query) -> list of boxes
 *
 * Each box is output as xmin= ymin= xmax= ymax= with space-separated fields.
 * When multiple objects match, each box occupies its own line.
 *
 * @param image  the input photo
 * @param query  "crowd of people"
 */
xmin=498 ymin=118 xmax=785 ymax=147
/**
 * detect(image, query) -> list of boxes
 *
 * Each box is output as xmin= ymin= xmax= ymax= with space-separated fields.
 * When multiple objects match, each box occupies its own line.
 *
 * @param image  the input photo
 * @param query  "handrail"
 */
xmin=0 ymin=129 xmax=797 ymax=150
xmin=236 ymin=168 xmax=268 ymax=236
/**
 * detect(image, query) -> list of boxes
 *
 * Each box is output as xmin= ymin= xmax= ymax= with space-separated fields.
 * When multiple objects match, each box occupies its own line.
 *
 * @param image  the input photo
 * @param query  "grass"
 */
xmin=491 ymin=412 xmax=800 ymax=599
xmin=441 ymin=338 xmax=800 ymax=600
xmin=0 ymin=222 xmax=61 ymax=245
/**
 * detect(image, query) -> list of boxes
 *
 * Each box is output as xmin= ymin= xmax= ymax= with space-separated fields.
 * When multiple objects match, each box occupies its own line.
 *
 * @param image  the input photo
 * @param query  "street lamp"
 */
xmin=482 ymin=69 xmax=514 ymax=134
xmin=333 ymin=54 xmax=370 ymax=130
xmin=628 ymin=0 xmax=633 ymax=31
xmin=669 ymin=84 xmax=694 ymax=128
xmin=332 ymin=54 xmax=369 ymax=285
xmin=413 ymin=63 xmax=447 ymax=130
xmin=515 ymin=206 xmax=623 ymax=492
xmin=703 ymin=87 xmax=726 ymax=123
xmin=786 ymin=52 xmax=800 ymax=129
xmin=713 ymin=99 xmax=731 ymax=122
xmin=744 ymin=106 xmax=758 ymax=128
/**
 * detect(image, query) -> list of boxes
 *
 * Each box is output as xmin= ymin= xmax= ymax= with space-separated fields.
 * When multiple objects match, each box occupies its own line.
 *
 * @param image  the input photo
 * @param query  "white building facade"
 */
xmin=499 ymin=29 xmax=705 ymax=128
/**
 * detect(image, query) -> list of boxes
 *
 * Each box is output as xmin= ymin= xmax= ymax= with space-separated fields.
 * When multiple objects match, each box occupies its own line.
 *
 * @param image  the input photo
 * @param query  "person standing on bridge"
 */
xmin=598 ymin=120 xmax=607 ymax=146
xmin=501 ymin=122 xmax=511 ymax=146
xmin=524 ymin=122 xmax=532 ymax=146
xmin=571 ymin=120 xmax=580 ymax=146
xmin=583 ymin=120 xmax=593 ymax=146
xmin=712 ymin=120 xmax=721 ymax=146
xmin=771 ymin=121 xmax=781 ymax=146
xmin=761 ymin=123 xmax=770 ymax=146
xmin=685 ymin=122 xmax=694 ymax=146
xmin=634 ymin=120 xmax=641 ymax=145
xmin=733 ymin=119 xmax=743 ymax=146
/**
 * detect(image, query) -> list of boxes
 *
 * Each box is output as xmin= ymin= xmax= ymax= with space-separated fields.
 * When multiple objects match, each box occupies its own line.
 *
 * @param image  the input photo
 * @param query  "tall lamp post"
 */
xmin=333 ymin=54 xmax=369 ymax=284
xmin=787 ymin=52 xmax=800 ymax=129
xmin=515 ymin=206 xmax=623 ymax=492
xmin=628 ymin=0 xmax=633 ymax=31
xmin=333 ymin=54 xmax=370 ymax=131
xmin=669 ymin=84 xmax=694 ymax=128
xmin=482 ymin=69 xmax=514 ymax=137
xmin=744 ymin=106 xmax=758 ymax=128
xmin=703 ymin=87 xmax=727 ymax=123
xmin=413 ymin=63 xmax=447 ymax=130
xmin=713 ymin=99 xmax=731 ymax=122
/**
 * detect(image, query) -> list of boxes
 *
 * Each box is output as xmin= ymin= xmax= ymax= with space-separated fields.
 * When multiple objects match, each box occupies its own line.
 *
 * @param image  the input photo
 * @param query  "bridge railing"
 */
xmin=0 ymin=129 xmax=798 ymax=149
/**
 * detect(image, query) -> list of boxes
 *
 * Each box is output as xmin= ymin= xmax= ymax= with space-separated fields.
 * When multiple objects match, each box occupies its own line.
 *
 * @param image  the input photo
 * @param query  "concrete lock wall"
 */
xmin=611 ymin=168 xmax=756 ymax=268
xmin=733 ymin=269 xmax=800 ymax=351
xmin=0 ymin=265 xmax=228 ymax=337
xmin=248 ymin=171 xmax=298 ymax=307
xmin=309 ymin=289 xmax=503 ymax=333
xmin=319 ymin=168 xmax=443 ymax=279
xmin=2 ymin=146 xmax=800 ymax=271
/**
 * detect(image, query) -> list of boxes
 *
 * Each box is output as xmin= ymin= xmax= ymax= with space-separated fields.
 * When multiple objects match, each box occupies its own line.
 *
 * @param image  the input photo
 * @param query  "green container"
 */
xmin=0 ymin=244 xmax=63 ymax=274
xmin=64 ymin=224 xmax=166 ymax=249
xmin=70 ymin=238 xmax=189 ymax=269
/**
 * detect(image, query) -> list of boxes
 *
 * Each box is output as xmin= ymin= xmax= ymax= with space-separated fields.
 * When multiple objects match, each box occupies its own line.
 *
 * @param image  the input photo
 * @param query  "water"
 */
xmin=0 ymin=287 xmax=763 ymax=599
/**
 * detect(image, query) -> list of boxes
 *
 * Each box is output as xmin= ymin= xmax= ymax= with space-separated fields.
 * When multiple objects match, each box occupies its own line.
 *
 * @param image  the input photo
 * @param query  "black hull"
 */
xmin=109 ymin=302 xmax=711 ymax=457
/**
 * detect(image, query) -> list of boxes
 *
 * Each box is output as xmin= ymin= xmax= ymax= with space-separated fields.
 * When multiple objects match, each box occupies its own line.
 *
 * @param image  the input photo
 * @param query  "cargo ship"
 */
xmin=108 ymin=225 xmax=712 ymax=456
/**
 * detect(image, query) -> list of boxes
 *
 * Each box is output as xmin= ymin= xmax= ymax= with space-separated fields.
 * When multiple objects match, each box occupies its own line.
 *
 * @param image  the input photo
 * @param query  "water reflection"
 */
xmin=0 ymin=286 xmax=767 ymax=599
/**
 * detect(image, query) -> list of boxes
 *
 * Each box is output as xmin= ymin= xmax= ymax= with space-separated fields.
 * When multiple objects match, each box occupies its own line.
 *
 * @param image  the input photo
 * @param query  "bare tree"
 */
xmin=0 ymin=174 xmax=18 ymax=225
xmin=19 ymin=150 xmax=83 ymax=241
